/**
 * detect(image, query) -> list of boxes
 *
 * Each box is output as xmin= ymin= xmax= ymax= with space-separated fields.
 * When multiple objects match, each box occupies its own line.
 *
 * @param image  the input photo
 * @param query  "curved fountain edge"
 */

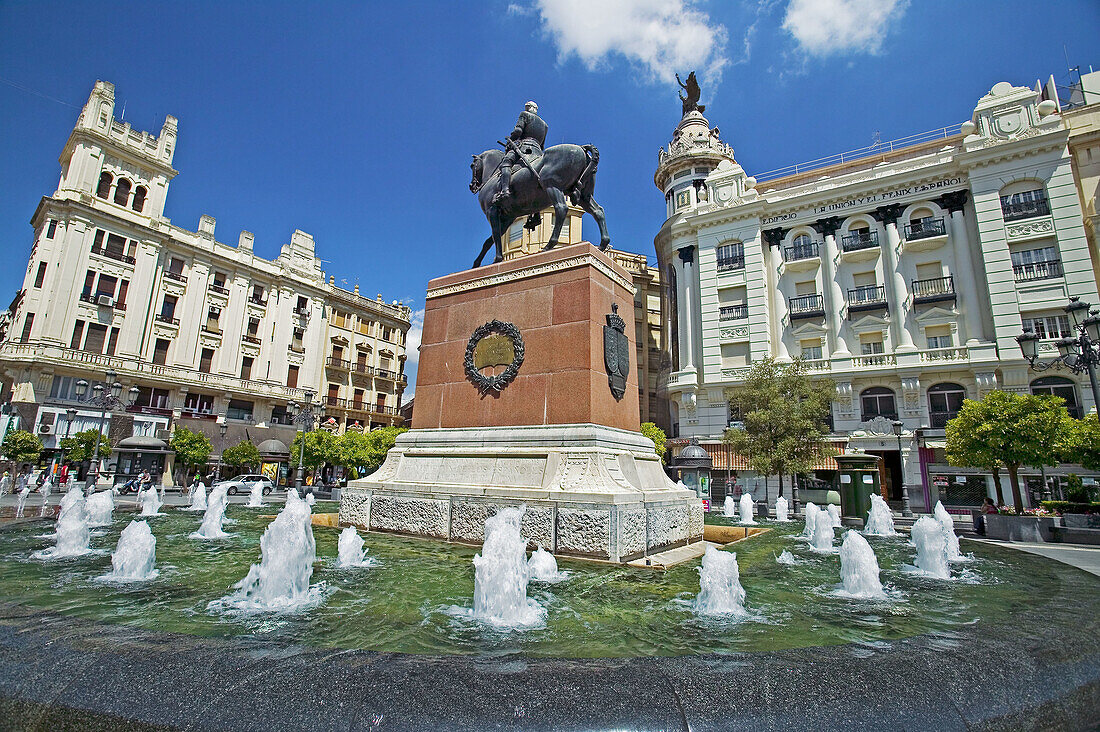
xmin=0 ymin=552 xmax=1097 ymax=732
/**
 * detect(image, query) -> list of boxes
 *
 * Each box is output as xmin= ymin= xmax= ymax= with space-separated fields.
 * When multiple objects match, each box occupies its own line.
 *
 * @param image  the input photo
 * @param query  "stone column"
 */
xmin=762 ymin=228 xmax=790 ymax=360
xmin=677 ymin=246 xmax=697 ymax=372
xmin=939 ymin=190 xmax=981 ymax=344
xmin=874 ymin=204 xmax=916 ymax=352
xmin=812 ymin=217 xmax=849 ymax=357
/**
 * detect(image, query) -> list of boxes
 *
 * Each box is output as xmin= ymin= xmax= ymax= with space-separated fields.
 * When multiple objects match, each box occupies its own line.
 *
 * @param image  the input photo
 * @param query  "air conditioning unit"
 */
xmin=156 ymin=429 xmax=172 ymax=441
xmin=97 ymin=295 xmax=115 ymax=308
xmin=37 ymin=424 xmax=54 ymax=435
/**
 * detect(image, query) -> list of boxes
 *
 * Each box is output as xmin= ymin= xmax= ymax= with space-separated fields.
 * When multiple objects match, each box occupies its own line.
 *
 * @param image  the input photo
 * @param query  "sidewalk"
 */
xmin=965 ymin=536 xmax=1100 ymax=578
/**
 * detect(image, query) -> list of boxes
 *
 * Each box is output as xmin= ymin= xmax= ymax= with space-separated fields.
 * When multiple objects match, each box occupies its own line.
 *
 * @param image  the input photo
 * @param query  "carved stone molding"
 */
xmin=426 ymin=252 xmax=635 ymax=299
xmin=811 ymin=217 xmax=842 ymax=238
xmin=720 ymin=325 xmax=750 ymax=340
xmin=1005 ymin=218 xmax=1055 ymax=240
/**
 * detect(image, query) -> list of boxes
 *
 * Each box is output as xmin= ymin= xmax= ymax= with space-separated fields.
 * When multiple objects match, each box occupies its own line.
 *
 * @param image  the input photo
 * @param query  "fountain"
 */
xmin=34 ymin=488 xmax=91 ymax=559
xmin=738 ymin=493 xmax=757 ymax=525
xmin=191 ymin=486 xmax=231 ymax=539
xmin=827 ymin=504 xmax=842 ymax=528
xmin=934 ymin=501 xmax=965 ymax=561
xmin=910 ymin=516 xmax=951 ymax=579
xmin=85 ymin=490 xmax=114 ymax=527
xmin=186 ymin=482 xmax=207 ymax=512
xmin=722 ymin=495 xmax=737 ymax=518
xmin=694 ymin=545 xmax=748 ymax=617
xmin=139 ymin=487 xmax=163 ymax=516
xmin=775 ymin=495 xmax=789 ymax=522
xmin=0 ymin=473 xmax=10 ymax=496
xmin=14 ymin=484 xmax=31 ymax=518
xmin=306 ymin=493 xmax=316 ymax=507
xmin=215 ymin=487 xmax=319 ymax=612
xmin=528 ymin=546 xmax=568 ymax=583
xmin=837 ymin=531 xmax=886 ymax=599
xmin=811 ymin=506 xmax=835 ymax=552
xmin=863 ymin=494 xmax=897 ymax=537
xmin=800 ymin=503 xmax=819 ymax=540
xmin=247 ymin=481 xmax=264 ymax=508
xmin=471 ymin=507 xmax=545 ymax=628
xmin=336 ymin=526 xmax=376 ymax=568
xmin=100 ymin=520 xmax=158 ymax=582
xmin=38 ymin=478 xmax=53 ymax=517
xmin=776 ymin=549 xmax=797 ymax=565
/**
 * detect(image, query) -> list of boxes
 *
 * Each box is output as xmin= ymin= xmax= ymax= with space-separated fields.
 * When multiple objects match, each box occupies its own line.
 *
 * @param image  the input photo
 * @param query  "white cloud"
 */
xmin=529 ymin=0 xmax=730 ymax=84
xmin=403 ymin=307 xmax=425 ymax=398
xmin=782 ymin=0 xmax=908 ymax=56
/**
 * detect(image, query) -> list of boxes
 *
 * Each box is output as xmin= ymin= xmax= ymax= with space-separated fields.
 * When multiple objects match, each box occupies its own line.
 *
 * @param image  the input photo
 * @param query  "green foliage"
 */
xmin=171 ymin=426 xmax=212 ymax=471
xmin=221 ymin=440 xmax=260 ymax=469
xmin=1040 ymin=500 xmax=1100 ymax=515
xmin=360 ymin=427 xmax=406 ymax=475
xmin=1 ymin=430 xmax=42 ymax=466
xmin=290 ymin=429 xmax=341 ymax=469
xmin=1059 ymin=413 xmax=1100 ymax=471
xmin=1064 ymin=473 xmax=1097 ymax=503
xmin=722 ymin=357 xmax=836 ymax=482
xmin=346 ymin=467 xmax=359 ymax=481
xmin=290 ymin=427 xmax=406 ymax=476
xmin=945 ymin=390 xmax=1071 ymax=513
xmin=640 ymin=422 xmax=667 ymax=464
xmin=57 ymin=429 xmax=111 ymax=463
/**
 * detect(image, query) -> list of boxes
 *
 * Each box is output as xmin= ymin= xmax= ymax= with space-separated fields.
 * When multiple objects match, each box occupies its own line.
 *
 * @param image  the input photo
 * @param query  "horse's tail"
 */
xmin=568 ymin=145 xmax=599 ymax=204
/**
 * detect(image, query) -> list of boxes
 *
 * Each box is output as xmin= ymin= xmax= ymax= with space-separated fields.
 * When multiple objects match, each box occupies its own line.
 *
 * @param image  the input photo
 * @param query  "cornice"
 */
xmin=61 ymin=128 xmax=178 ymax=179
xmin=425 ymin=251 xmax=636 ymax=299
xmin=955 ymin=127 xmax=1070 ymax=170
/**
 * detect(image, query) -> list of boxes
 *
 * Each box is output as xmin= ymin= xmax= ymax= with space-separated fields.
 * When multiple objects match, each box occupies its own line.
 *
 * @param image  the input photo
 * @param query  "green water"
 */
xmin=0 ymin=507 xmax=1068 ymax=658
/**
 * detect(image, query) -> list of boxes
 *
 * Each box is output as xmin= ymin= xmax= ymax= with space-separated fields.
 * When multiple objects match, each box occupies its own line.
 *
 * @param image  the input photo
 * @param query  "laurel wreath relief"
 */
xmin=464 ymin=320 xmax=524 ymax=393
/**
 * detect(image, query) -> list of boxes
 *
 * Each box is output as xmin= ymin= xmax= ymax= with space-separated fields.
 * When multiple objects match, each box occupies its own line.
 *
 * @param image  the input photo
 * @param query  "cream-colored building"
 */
xmin=655 ymin=79 xmax=1100 ymax=511
xmin=0 ymin=81 xmax=410 ymax=480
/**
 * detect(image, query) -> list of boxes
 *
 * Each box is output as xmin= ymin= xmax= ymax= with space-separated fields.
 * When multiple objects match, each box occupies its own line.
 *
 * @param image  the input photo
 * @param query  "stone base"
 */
xmin=339 ymin=423 xmax=704 ymax=562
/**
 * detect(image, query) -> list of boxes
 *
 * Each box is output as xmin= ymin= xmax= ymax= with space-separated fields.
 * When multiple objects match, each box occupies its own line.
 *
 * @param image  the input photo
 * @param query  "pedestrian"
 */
xmin=0 ymin=471 xmax=10 ymax=496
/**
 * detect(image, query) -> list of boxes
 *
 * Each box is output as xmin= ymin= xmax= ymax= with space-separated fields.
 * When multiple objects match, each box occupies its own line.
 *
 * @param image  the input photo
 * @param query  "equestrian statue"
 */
xmin=469 ymin=101 xmax=610 ymax=268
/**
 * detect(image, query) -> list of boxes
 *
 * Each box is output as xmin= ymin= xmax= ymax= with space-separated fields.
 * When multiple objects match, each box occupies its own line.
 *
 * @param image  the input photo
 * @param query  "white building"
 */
xmin=655 ymin=80 xmax=1099 ymax=511
xmin=1 ymin=81 xmax=410 ymax=482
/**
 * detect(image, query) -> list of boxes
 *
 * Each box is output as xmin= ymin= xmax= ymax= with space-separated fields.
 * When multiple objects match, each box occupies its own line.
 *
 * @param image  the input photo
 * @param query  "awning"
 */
xmin=689 ymin=442 xmax=843 ymax=472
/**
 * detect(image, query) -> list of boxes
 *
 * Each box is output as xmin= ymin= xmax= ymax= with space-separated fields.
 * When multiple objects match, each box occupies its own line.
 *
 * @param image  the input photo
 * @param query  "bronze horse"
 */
xmin=468 ymin=144 xmax=610 ymax=268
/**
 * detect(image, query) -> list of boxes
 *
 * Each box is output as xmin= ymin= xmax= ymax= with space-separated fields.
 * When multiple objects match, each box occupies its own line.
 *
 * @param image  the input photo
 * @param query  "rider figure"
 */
xmin=493 ymin=101 xmax=548 ymax=205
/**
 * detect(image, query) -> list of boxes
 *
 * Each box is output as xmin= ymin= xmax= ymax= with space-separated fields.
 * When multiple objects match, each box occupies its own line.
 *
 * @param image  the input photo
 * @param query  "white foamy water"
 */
xmin=776 ymin=549 xmax=798 ymax=565
xmin=528 ymin=546 xmax=568 ymax=583
xmin=336 ymin=526 xmax=377 ymax=568
xmin=139 ymin=487 xmax=163 ymax=516
xmin=85 ymin=490 xmax=114 ymax=527
xmin=775 ymin=495 xmax=789 ymax=522
xmin=934 ymin=501 xmax=970 ymax=562
xmin=34 ymin=488 xmax=92 ymax=559
xmin=827 ymin=504 xmax=842 ymax=528
xmin=15 ymin=485 xmax=31 ymax=518
xmin=863 ymin=494 xmax=897 ymax=537
xmin=811 ymin=505 xmax=836 ymax=553
xmin=723 ymin=495 xmax=737 ymax=518
xmin=908 ymin=516 xmax=951 ymax=579
xmin=191 ymin=485 xmax=231 ymax=539
xmin=99 ymin=520 xmax=158 ymax=582
xmin=836 ymin=531 xmax=886 ymax=599
xmin=801 ymin=503 xmax=819 ymax=540
xmin=694 ymin=545 xmax=748 ymax=617
xmin=739 ymin=493 xmax=757 ymax=525
xmin=186 ymin=482 xmax=207 ymax=512
xmin=247 ymin=481 xmax=264 ymax=508
xmin=470 ymin=507 xmax=545 ymax=629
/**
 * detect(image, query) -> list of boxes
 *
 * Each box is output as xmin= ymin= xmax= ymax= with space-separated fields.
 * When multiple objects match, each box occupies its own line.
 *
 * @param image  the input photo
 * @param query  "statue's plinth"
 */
xmin=340 ymin=244 xmax=702 ymax=562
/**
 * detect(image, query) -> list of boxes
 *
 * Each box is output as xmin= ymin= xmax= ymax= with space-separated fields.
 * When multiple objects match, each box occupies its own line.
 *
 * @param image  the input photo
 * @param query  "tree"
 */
xmin=171 ymin=426 xmax=212 ymax=479
xmin=289 ymin=429 xmax=341 ymax=471
xmin=362 ymin=426 xmax=406 ymax=475
xmin=1060 ymin=413 xmax=1100 ymax=471
xmin=945 ymin=390 xmax=1070 ymax=513
xmin=723 ymin=358 xmax=836 ymax=496
xmin=1 ymin=429 xmax=42 ymax=466
xmin=58 ymin=429 xmax=112 ymax=463
xmin=640 ymin=422 xmax=668 ymax=464
xmin=222 ymin=440 xmax=260 ymax=470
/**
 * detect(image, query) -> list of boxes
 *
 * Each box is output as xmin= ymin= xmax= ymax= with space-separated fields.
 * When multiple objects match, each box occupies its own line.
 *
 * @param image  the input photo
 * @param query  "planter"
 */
xmin=984 ymin=514 xmax=1057 ymax=542
xmin=1063 ymin=513 xmax=1100 ymax=529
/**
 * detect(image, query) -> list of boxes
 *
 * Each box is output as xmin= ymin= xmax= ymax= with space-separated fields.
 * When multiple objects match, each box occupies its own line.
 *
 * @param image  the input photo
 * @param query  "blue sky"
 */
xmin=1 ymin=0 xmax=1097 ymax=396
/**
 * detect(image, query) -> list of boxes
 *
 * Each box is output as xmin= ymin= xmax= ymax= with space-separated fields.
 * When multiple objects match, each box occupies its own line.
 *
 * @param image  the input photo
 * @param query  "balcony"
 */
xmin=1002 ymin=197 xmax=1050 ymax=222
xmin=920 ymin=346 xmax=969 ymax=362
xmin=163 ymin=270 xmax=187 ymax=284
xmin=847 ymin=285 xmax=887 ymax=315
xmin=911 ymin=275 xmax=956 ymax=305
xmin=127 ymin=404 xmax=173 ymax=417
xmin=155 ymin=313 xmax=180 ymax=326
xmin=181 ymin=409 xmax=218 ymax=421
xmin=327 ymin=356 xmax=351 ymax=371
xmin=861 ymin=411 xmax=898 ymax=423
xmin=783 ymin=243 xmax=820 ymax=271
xmin=242 ymin=334 xmax=261 ymax=345
xmin=788 ymin=294 xmax=825 ymax=320
xmin=717 ymin=256 xmax=745 ymax=273
xmin=840 ymin=230 xmax=879 ymax=253
xmin=929 ymin=411 xmax=959 ymax=429
xmin=1013 ymin=260 xmax=1063 ymax=283
xmin=209 ymin=284 xmax=230 ymax=295
xmin=852 ymin=352 xmax=896 ymax=368
xmin=201 ymin=326 xmax=222 ymax=335
xmin=289 ymin=344 xmax=305 ymax=354
xmin=375 ymin=368 xmax=399 ymax=380
xmin=719 ymin=304 xmax=748 ymax=321
xmin=79 ymin=293 xmax=126 ymax=311
xmin=903 ymin=217 xmax=946 ymax=241
xmin=248 ymin=295 xmax=267 ymax=306
xmin=323 ymin=397 xmax=400 ymax=417
xmin=90 ymin=244 xmax=136 ymax=265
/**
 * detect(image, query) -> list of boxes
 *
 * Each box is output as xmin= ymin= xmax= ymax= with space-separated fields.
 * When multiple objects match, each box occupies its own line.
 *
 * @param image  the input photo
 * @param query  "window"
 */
xmin=353 ymin=388 xmax=365 ymax=410
xmin=212 ymin=272 xmax=226 ymax=289
xmin=1031 ymin=377 xmax=1081 ymax=418
xmin=1011 ymin=246 xmax=1062 ymax=281
xmin=82 ymin=270 xmax=96 ymax=298
xmin=33 ymin=262 xmax=46 ymax=288
xmin=1021 ymin=314 xmax=1072 ymax=341
xmin=160 ymin=295 xmax=177 ymax=320
xmin=928 ymin=382 xmax=966 ymax=427
xmin=70 ymin=321 xmax=84 ymax=350
xmin=19 ymin=313 xmax=33 ymax=342
xmin=795 ymin=280 xmax=817 ymax=296
xmin=205 ymin=307 xmax=221 ymax=333
xmin=184 ymin=392 xmax=214 ymax=415
xmin=117 ymin=280 xmax=128 ymax=308
xmin=226 ymin=399 xmax=253 ymax=421
xmin=270 ymin=405 xmax=290 ymax=425
xmin=199 ymin=348 xmax=214 ymax=374
xmin=332 ymin=310 xmax=350 ymax=328
xmin=96 ymin=171 xmax=112 ymax=199
xmin=132 ymin=186 xmax=146 ymax=212
xmin=376 ymin=392 xmax=387 ymax=410
xmin=167 ymin=257 xmax=184 ymax=275
xmin=152 ymin=338 xmax=170 ymax=365
xmin=716 ymin=242 xmax=744 ymax=271
xmin=84 ymin=323 xmax=108 ymax=353
xmin=295 ymin=296 xmax=308 ymax=314
xmin=381 ymin=325 xmax=394 ymax=341
xmin=332 ymin=345 xmax=344 ymax=363
xmin=292 ymin=327 xmax=304 ymax=351
xmin=287 ymin=365 xmax=299 ymax=388
xmin=356 ymin=350 xmax=368 ymax=372
xmin=860 ymin=387 xmax=897 ymax=421
xmin=113 ymin=178 xmax=131 ymax=206
xmin=95 ymin=274 xmax=117 ymax=300
xmin=357 ymin=318 xmax=372 ymax=335
xmin=240 ymin=356 xmax=253 ymax=380
xmin=105 ymin=232 xmax=126 ymax=259
xmin=859 ymin=333 xmax=885 ymax=355
xmin=251 ymin=284 xmax=265 ymax=303
xmin=800 ymin=338 xmax=822 ymax=360
xmin=1000 ymin=187 xmax=1049 ymax=221
xmin=135 ymin=387 xmax=170 ymax=410
xmin=925 ymin=325 xmax=953 ymax=350
xmin=106 ymin=326 xmax=119 ymax=356
xmin=509 ymin=222 xmax=523 ymax=243
xmin=327 ymin=384 xmax=340 ymax=406
xmin=246 ymin=317 xmax=260 ymax=337
xmin=46 ymin=220 xmax=57 ymax=239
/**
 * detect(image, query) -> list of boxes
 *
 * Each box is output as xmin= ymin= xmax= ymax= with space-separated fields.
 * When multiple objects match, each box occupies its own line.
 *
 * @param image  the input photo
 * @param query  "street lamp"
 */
xmin=214 ymin=418 xmax=229 ymax=482
xmin=892 ymin=419 xmax=913 ymax=517
xmin=1017 ymin=296 xmax=1100 ymax=410
xmin=289 ymin=390 xmax=323 ymax=493
xmin=73 ymin=370 xmax=139 ymax=493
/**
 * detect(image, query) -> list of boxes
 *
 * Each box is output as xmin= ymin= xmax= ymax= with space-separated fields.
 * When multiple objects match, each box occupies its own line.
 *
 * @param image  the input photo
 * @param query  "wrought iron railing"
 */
xmin=154 ymin=313 xmax=179 ymax=325
xmin=789 ymin=294 xmax=825 ymax=315
xmin=719 ymin=304 xmax=748 ymax=321
xmin=1001 ymin=197 xmax=1050 ymax=222
xmin=163 ymin=270 xmax=187 ymax=283
xmin=840 ymin=230 xmax=879 ymax=252
xmin=903 ymin=217 xmax=946 ymax=240
xmin=848 ymin=285 xmax=886 ymax=308
xmin=783 ymin=243 xmax=820 ymax=262
xmin=1013 ymin=260 xmax=1062 ymax=282
xmin=912 ymin=275 xmax=955 ymax=302
xmin=717 ymin=256 xmax=745 ymax=272
xmin=90 ymin=245 xmax=135 ymax=265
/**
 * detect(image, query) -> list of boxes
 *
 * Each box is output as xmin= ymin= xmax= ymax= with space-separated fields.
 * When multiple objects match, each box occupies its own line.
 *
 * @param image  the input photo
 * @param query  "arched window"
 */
xmin=860 ymin=387 xmax=897 ymax=421
xmin=113 ymin=178 xmax=131 ymax=206
xmin=792 ymin=233 xmax=811 ymax=248
xmin=716 ymin=242 xmax=744 ymax=271
xmin=96 ymin=171 xmax=113 ymax=199
xmin=1031 ymin=376 xmax=1081 ymax=418
xmin=131 ymin=186 xmax=147 ymax=213
xmin=905 ymin=206 xmax=945 ymax=240
xmin=999 ymin=181 xmax=1049 ymax=221
xmin=927 ymin=382 xmax=966 ymax=428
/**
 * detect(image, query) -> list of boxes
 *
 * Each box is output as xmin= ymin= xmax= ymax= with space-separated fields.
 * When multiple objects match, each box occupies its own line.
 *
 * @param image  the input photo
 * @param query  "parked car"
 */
xmin=215 ymin=474 xmax=274 ymax=496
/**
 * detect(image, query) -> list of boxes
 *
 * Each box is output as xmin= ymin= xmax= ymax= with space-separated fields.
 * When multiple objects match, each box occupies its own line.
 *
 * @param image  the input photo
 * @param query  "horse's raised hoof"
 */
xmin=598 ymin=240 xmax=611 ymax=251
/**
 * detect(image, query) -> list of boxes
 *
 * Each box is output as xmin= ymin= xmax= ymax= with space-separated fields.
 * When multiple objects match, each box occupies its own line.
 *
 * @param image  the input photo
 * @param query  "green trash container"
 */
xmin=834 ymin=452 xmax=882 ymax=520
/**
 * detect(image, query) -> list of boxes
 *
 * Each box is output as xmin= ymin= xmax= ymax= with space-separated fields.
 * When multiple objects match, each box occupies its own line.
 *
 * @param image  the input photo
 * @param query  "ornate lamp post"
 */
xmin=214 ymin=418 xmax=229 ymax=482
xmin=288 ymin=390 xmax=323 ymax=493
xmin=73 ymin=369 xmax=139 ymax=493
xmin=892 ymin=419 xmax=914 ymax=517
xmin=1016 ymin=296 xmax=1100 ymax=410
